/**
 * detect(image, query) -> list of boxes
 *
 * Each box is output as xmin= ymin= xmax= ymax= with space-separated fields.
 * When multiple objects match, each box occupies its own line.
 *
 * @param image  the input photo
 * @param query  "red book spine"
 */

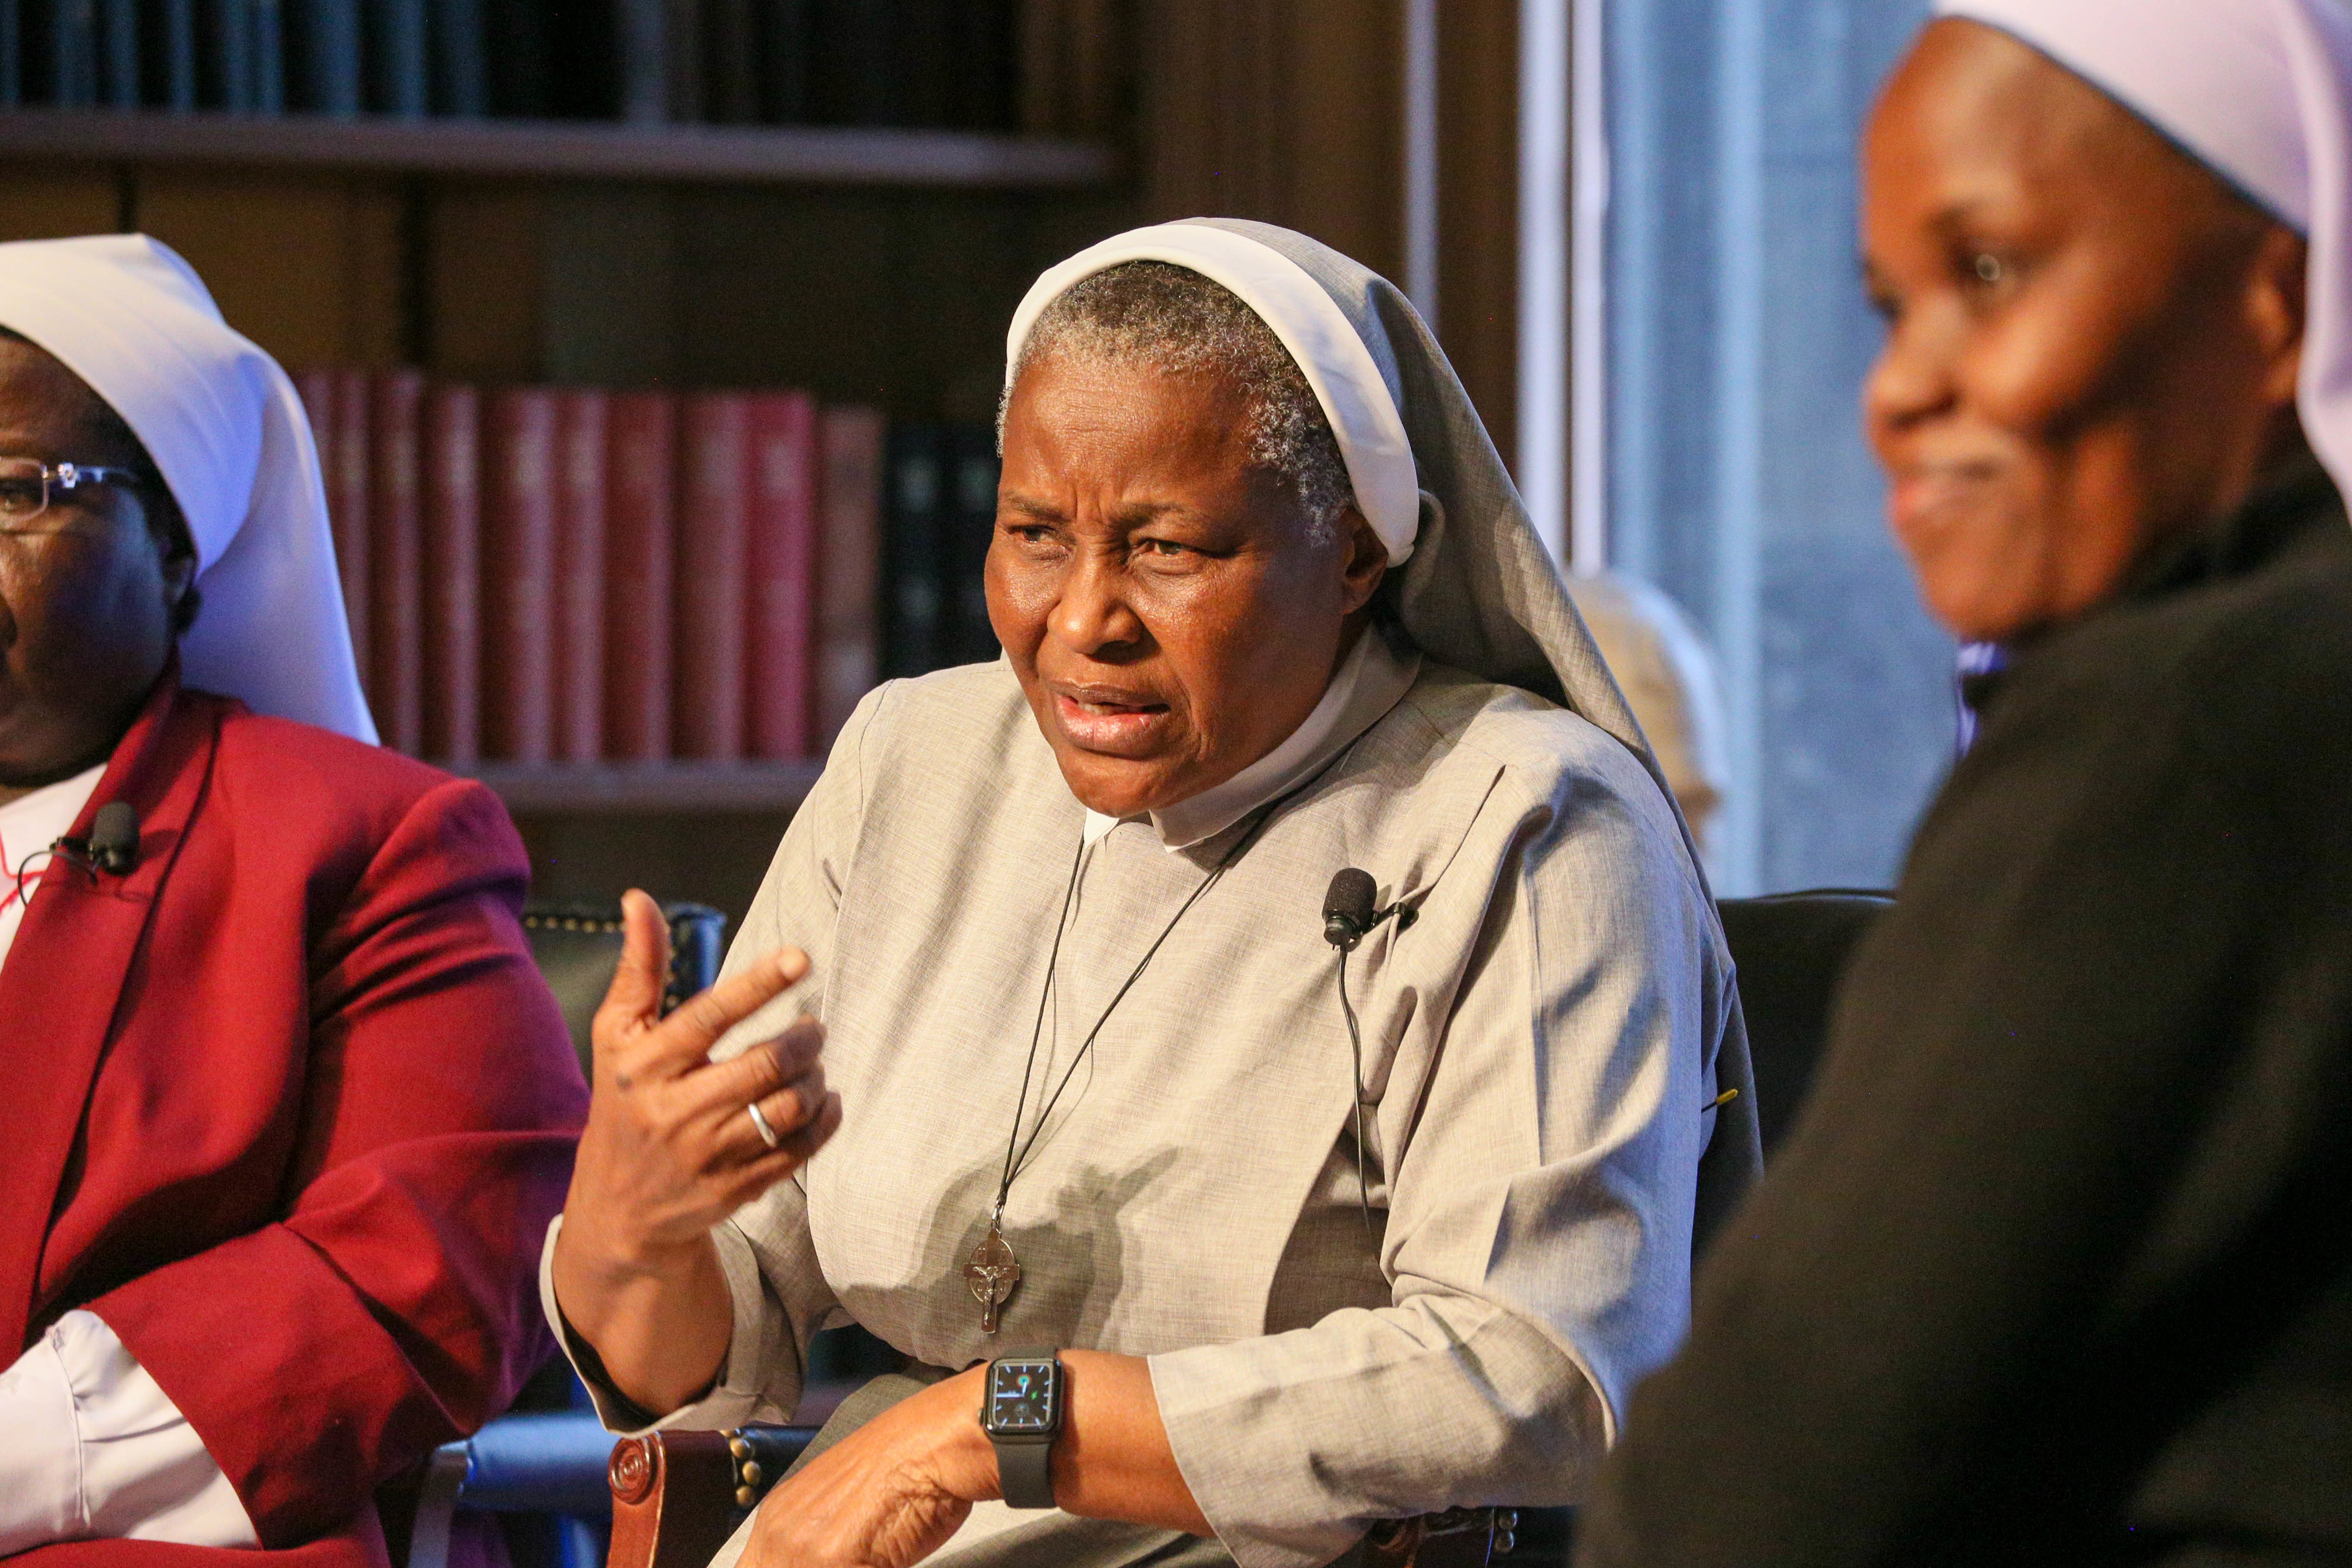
xmin=673 ymin=394 xmax=749 ymax=761
xmin=603 ymin=393 xmax=676 ymax=762
xmin=422 ymin=384 xmax=481 ymax=765
xmin=330 ymin=369 xmax=371 ymax=688
xmin=483 ymin=388 xmax=559 ymax=764
xmin=369 ymin=369 xmax=426 ymax=755
xmin=745 ymin=390 xmax=818 ymax=759
xmin=294 ymin=369 xmax=334 ymax=458
xmin=554 ymin=389 xmax=609 ymax=765
xmin=816 ymin=406 xmax=885 ymax=746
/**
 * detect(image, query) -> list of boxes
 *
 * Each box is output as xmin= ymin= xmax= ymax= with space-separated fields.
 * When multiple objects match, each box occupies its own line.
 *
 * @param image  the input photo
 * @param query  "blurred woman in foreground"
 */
xmin=1579 ymin=2 xmax=2352 ymax=1563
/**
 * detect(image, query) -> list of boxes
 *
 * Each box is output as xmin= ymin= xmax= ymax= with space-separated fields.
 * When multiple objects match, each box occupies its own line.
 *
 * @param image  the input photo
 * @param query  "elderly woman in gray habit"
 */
xmin=546 ymin=220 xmax=1759 ymax=1568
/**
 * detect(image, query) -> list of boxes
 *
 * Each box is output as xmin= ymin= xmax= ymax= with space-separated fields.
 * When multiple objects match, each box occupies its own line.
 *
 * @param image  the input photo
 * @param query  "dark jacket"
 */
xmin=1577 ymin=464 xmax=2352 ymax=1568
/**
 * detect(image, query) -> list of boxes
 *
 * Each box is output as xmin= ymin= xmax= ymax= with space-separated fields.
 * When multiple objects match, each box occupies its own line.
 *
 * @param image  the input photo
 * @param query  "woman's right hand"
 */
xmin=550 ymin=888 xmax=842 ymax=1415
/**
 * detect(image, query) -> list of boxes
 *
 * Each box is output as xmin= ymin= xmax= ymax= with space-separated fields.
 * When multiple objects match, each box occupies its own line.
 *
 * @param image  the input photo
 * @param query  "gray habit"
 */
xmin=544 ymin=220 xmax=1758 ymax=1568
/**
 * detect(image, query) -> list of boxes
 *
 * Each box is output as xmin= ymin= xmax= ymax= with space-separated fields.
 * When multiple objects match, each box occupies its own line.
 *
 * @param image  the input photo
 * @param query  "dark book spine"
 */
xmin=196 ymin=0 xmax=251 ymax=108
xmin=553 ymin=388 xmax=608 ymax=764
xmin=426 ymin=0 xmax=483 ymax=113
xmin=329 ymin=367 xmax=371 ymax=682
xmin=702 ymin=0 xmax=755 ymax=123
xmin=944 ymin=423 xmax=1000 ymax=665
xmin=810 ymin=0 xmax=893 ymax=125
xmin=950 ymin=0 xmax=1013 ymax=131
xmin=45 ymin=0 xmax=99 ymax=106
xmin=96 ymin=0 xmax=134 ymax=104
xmin=753 ymin=0 xmax=806 ymax=122
xmin=284 ymin=0 xmax=356 ymax=112
xmin=0 ymin=0 xmax=18 ymax=106
xmin=881 ymin=421 xmax=946 ymax=679
xmin=547 ymin=0 xmax=615 ymax=116
xmin=483 ymin=387 xmax=558 ymax=764
xmin=897 ymin=0 xmax=950 ymax=127
xmin=660 ymin=0 xmax=697 ymax=119
xmin=815 ymin=405 xmax=883 ymax=744
xmin=362 ymin=0 xmax=423 ymax=113
xmin=249 ymin=0 xmax=279 ymax=108
xmin=422 ymin=383 xmax=482 ymax=764
xmin=141 ymin=0 xmax=198 ymax=107
xmin=672 ymin=393 xmax=748 ymax=759
xmin=603 ymin=391 xmax=675 ymax=760
xmin=370 ymin=368 xmax=426 ymax=754
xmin=482 ymin=0 xmax=550 ymax=116
xmin=615 ymin=0 xmax=661 ymax=121
xmin=745 ymin=389 xmax=817 ymax=758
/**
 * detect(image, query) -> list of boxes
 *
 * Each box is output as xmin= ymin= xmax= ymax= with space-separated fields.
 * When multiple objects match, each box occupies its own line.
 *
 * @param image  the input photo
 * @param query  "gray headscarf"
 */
xmin=1007 ymin=218 xmax=1762 ymax=1243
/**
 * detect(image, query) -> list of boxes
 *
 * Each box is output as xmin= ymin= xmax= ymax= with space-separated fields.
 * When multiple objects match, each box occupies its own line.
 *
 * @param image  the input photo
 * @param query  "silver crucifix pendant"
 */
xmin=961 ymin=1221 xmax=1022 ymax=1334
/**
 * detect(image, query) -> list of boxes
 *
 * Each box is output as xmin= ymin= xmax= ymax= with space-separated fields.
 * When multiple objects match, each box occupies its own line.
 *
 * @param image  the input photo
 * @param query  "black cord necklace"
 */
xmin=958 ymin=793 xmax=1296 ymax=1335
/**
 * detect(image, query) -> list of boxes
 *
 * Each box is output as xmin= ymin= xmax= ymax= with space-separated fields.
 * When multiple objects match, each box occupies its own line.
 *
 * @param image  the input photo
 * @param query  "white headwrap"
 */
xmin=0 ymin=234 xmax=375 ymax=743
xmin=1008 ymin=221 xmax=1425 ymax=564
xmin=1934 ymin=0 xmax=2352 ymax=497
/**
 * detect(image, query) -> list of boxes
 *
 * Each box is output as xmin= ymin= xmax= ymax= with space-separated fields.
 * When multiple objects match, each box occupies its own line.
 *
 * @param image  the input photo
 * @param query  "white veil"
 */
xmin=0 ymin=234 xmax=374 ymax=743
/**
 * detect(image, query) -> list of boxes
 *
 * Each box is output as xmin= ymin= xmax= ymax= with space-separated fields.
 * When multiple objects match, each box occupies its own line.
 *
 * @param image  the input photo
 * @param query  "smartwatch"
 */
xmin=979 ymin=1353 xmax=1065 ymax=1509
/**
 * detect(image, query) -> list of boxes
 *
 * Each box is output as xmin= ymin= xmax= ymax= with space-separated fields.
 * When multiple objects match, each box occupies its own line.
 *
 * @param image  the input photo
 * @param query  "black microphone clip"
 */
xmin=1322 ymin=867 xmax=1414 ymax=951
xmin=53 ymin=800 xmax=140 ymax=878
xmin=89 ymin=801 xmax=139 ymax=874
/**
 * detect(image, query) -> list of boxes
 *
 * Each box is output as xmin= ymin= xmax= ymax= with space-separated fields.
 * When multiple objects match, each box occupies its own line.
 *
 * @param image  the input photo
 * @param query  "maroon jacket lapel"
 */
xmin=0 ymin=671 xmax=214 ymax=1354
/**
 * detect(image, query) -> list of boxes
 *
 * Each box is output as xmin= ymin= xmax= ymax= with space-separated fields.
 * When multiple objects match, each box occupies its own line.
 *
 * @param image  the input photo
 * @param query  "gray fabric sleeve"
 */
xmin=1149 ymin=766 xmax=1718 ymax=1568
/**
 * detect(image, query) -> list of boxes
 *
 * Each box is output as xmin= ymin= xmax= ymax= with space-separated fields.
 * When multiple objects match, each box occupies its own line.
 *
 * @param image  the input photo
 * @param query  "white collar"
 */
xmin=1081 ymin=627 xmax=1421 ymax=850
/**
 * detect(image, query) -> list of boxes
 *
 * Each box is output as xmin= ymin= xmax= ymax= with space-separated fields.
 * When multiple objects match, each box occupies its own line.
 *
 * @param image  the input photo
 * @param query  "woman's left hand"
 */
xmin=739 ymin=1370 xmax=996 ymax=1568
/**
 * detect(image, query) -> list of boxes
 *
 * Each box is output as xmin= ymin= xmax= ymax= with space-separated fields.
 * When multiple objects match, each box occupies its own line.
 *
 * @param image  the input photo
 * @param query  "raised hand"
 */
xmin=551 ymin=889 xmax=842 ymax=1416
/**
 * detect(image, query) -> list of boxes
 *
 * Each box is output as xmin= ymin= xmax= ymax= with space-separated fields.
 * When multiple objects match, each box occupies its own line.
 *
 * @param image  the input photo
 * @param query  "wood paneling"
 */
xmin=1137 ymin=0 xmax=1402 ymax=280
xmin=0 ymin=168 xmax=119 ymax=241
xmin=1436 ymin=0 xmax=1518 ymax=467
xmin=134 ymin=171 xmax=405 ymax=370
xmin=1134 ymin=0 xmax=1522 ymax=467
xmin=423 ymin=185 xmax=547 ymax=382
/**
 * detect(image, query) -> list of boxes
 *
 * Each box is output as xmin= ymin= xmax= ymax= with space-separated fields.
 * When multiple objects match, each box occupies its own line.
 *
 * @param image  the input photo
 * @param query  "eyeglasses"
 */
xmin=0 ymin=457 xmax=147 ymax=533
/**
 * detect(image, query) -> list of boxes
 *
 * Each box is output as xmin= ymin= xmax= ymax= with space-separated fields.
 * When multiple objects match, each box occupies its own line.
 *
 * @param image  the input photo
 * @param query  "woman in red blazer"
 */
xmin=0 ymin=237 xmax=587 ymax=1567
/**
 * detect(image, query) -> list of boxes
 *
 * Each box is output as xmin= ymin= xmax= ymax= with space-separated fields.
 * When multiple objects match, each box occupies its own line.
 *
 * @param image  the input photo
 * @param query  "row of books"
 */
xmin=298 ymin=369 xmax=903 ymax=765
xmin=0 ymin=0 xmax=1120 ymax=132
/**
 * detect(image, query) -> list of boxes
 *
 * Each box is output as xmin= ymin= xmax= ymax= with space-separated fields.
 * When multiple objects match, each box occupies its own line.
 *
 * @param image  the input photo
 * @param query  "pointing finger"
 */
xmin=592 ymin=891 xmax=672 ymax=1061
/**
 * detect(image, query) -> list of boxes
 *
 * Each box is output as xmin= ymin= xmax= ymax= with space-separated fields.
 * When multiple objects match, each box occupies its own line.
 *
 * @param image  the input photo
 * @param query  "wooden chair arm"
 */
xmin=607 ymin=1427 xmax=815 ymax=1568
xmin=604 ymin=1425 xmax=1567 ymax=1568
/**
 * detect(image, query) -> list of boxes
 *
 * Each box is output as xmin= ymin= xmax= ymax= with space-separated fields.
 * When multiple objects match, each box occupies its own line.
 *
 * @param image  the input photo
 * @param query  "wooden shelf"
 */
xmin=456 ymin=759 xmax=823 ymax=814
xmin=0 ymin=108 xmax=1120 ymax=188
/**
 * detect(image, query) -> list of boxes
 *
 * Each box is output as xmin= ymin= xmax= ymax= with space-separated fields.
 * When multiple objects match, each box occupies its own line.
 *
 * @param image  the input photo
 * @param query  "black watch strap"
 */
xmin=997 ymin=1437 xmax=1055 ymax=1509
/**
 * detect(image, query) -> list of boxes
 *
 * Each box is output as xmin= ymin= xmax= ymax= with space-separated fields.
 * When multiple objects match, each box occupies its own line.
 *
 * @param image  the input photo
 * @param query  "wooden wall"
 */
xmin=0 ymin=3 xmax=1540 ymax=928
xmin=1135 ymin=0 xmax=1522 ymax=466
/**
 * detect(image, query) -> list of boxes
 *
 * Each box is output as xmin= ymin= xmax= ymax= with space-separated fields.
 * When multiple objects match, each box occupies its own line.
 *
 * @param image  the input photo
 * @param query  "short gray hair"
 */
xmin=1000 ymin=261 xmax=1355 ymax=538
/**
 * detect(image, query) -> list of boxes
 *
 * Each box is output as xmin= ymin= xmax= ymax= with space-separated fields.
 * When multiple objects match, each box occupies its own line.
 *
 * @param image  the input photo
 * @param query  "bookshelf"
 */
xmin=0 ymin=1 xmax=1512 ymax=935
xmin=458 ymin=759 xmax=824 ymax=814
xmin=0 ymin=109 xmax=1120 ymax=188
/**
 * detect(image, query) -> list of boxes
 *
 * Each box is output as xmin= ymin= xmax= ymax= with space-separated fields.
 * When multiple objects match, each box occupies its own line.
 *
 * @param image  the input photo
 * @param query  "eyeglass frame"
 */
xmin=0 ymin=458 xmax=153 ymax=534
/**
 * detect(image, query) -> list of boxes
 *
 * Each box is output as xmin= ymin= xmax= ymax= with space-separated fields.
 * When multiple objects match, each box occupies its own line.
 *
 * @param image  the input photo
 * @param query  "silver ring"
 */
xmin=746 ymin=1101 xmax=782 ymax=1149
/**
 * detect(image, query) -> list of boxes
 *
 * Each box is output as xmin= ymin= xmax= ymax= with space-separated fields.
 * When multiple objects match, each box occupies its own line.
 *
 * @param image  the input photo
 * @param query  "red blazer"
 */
xmin=1 ymin=672 xmax=588 ymax=1568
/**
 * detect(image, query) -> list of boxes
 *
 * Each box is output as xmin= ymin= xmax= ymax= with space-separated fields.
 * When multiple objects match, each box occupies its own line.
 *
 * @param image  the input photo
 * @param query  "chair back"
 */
xmin=1717 ymin=890 xmax=1892 ymax=1155
xmin=522 ymin=902 xmax=728 ymax=1076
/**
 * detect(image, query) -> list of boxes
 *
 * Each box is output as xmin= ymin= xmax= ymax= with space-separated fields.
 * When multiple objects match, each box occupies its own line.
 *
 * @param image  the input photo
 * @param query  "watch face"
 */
xmin=988 ymin=1359 xmax=1058 ymax=1433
